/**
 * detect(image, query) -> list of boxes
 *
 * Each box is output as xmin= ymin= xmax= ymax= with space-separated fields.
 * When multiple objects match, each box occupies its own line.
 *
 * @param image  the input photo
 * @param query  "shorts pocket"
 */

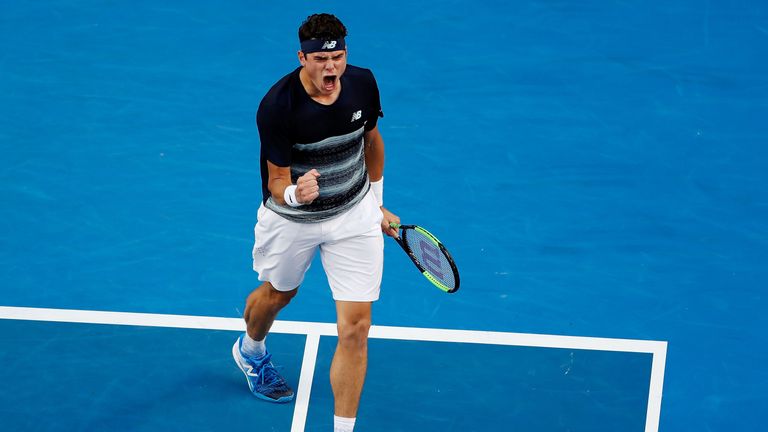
xmin=253 ymin=207 xmax=301 ymax=258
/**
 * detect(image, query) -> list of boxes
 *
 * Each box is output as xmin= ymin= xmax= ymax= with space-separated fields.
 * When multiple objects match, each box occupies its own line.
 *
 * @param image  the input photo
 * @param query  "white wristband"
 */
xmin=283 ymin=185 xmax=302 ymax=207
xmin=370 ymin=176 xmax=383 ymax=207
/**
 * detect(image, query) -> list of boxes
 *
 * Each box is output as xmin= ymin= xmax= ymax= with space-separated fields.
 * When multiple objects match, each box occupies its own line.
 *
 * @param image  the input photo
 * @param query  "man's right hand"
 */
xmin=295 ymin=169 xmax=321 ymax=204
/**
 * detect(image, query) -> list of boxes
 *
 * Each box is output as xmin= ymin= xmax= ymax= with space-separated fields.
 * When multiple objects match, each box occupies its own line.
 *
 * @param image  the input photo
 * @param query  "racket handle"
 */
xmin=389 ymin=222 xmax=401 ymax=229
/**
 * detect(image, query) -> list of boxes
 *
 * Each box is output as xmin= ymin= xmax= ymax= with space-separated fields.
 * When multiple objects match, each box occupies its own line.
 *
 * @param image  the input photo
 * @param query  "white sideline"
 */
xmin=291 ymin=332 xmax=321 ymax=432
xmin=0 ymin=306 xmax=666 ymax=432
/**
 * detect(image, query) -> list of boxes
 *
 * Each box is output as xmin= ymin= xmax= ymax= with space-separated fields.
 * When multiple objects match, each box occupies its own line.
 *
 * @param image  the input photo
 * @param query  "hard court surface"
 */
xmin=1 ymin=1 xmax=766 ymax=431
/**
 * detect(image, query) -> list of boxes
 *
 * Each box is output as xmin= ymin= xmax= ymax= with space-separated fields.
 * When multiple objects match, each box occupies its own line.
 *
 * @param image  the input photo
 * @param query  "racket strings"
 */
xmin=404 ymin=229 xmax=456 ymax=290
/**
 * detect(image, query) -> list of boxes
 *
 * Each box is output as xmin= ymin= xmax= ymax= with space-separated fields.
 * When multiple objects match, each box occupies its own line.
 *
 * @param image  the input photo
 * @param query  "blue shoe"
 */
xmin=232 ymin=335 xmax=295 ymax=403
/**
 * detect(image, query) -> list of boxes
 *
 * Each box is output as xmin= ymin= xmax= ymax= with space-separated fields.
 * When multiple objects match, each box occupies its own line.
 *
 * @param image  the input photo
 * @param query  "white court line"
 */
xmin=646 ymin=344 xmax=667 ymax=432
xmin=291 ymin=333 xmax=321 ymax=432
xmin=0 ymin=306 xmax=666 ymax=432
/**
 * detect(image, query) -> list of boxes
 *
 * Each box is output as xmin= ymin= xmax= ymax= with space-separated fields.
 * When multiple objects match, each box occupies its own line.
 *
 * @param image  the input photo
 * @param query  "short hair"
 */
xmin=298 ymin=13 xmax=348 ymax=42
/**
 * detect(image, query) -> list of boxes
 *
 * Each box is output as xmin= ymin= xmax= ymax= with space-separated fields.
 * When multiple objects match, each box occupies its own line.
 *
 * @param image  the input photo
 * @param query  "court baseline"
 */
xmin=0 ymin=306 xmax=667 ymax=432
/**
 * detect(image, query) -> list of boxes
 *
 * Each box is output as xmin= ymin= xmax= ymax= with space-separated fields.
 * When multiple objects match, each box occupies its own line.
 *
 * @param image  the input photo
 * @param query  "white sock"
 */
xmin=334 ymin=416 xmax=356 ymax=432
xmin=240 ymin=333 xmax=266 ymax=358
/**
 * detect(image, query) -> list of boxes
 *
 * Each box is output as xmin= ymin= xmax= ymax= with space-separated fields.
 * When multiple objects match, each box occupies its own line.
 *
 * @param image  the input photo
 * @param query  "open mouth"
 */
xmin=322 ymin=75 xmax=337 ymax=91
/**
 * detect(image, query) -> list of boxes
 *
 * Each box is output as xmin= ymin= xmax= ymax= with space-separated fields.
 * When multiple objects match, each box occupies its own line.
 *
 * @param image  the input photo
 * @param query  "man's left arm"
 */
xmin=364 ymin=125 xmax=399 ymax=237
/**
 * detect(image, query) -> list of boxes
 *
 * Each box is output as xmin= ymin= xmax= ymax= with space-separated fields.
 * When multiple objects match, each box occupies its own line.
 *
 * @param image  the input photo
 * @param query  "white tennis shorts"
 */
xmin=251 ymin=190 xmax=384 ymax=302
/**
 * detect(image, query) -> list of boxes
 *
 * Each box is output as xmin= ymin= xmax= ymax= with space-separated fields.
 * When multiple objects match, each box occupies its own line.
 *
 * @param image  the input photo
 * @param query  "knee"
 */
xmin=268 ymin=284 xmax=298 ymax=308
xmin=337 ymin=317 xmax=371 ymax=350
xmin=246 ymin=282 xmax=297 ymax=311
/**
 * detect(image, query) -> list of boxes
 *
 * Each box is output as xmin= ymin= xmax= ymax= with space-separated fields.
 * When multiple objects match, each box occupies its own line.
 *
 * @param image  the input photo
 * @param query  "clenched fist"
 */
xmin=296 ymin=169 xmax=321 ymax=204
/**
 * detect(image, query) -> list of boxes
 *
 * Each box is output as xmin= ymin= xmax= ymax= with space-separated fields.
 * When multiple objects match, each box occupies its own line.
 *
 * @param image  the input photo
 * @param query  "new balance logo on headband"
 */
xmin=301 ymin=38 xmax=346 ymax=54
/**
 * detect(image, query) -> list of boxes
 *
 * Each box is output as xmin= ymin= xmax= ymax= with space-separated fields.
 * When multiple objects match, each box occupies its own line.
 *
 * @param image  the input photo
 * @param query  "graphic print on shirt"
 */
xmin=265 ymin=126 xmax=369 ymax=223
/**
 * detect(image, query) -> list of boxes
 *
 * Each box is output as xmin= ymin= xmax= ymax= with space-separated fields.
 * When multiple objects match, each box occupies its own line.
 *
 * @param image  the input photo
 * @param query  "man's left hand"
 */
xmin=380 ymin=207 xmax=400 ymax=238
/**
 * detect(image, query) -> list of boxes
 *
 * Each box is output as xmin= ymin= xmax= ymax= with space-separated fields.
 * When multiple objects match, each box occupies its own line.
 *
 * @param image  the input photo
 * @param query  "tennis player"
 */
xmin=232 ymin=13 xmax=399 ymax=432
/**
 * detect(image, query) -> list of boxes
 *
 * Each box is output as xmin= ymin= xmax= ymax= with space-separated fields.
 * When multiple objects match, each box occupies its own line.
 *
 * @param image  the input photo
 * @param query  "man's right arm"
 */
xmin=266 ymin=161 xmax=293 ymax=206
xmin=267 ymin=161 xmax=320 ymax=206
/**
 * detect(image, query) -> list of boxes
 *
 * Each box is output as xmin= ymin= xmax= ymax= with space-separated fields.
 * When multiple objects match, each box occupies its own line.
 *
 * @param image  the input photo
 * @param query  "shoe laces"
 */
xmin=251 ymin=353 xmax=288 ymax=389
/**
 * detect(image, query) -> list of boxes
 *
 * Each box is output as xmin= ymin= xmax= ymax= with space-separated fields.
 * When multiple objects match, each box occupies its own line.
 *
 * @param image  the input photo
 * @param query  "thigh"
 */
xmin=320 ymin=225 xmax=384 ymax=302
xmin=252 ymin=204 xmax=320 ymax=291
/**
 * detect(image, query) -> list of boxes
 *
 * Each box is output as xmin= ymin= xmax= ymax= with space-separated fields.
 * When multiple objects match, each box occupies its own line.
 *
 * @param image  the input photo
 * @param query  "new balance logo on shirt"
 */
xmin=351 ymin=110 xmax=362 ymax=122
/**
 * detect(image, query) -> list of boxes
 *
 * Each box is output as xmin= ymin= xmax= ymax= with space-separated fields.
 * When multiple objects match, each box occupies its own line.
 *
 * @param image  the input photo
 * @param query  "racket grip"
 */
xmin=389 ymin=222 xmax=401 ymax=229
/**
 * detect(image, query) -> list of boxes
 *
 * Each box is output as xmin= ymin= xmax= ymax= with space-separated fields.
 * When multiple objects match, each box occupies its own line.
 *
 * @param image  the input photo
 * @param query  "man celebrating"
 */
xmin=232 ymin=13 xmax=399 ymax=432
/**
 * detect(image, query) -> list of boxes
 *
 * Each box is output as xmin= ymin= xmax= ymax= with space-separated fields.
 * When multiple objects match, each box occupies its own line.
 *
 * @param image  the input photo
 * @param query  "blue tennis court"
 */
xmin=1 ymin=1 xmax=766 ymax=431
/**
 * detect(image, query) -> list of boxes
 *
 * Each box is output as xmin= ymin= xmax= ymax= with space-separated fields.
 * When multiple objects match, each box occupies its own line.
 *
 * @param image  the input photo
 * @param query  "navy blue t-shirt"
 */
xmin=256 ymin=65 xmax=383 ymax=223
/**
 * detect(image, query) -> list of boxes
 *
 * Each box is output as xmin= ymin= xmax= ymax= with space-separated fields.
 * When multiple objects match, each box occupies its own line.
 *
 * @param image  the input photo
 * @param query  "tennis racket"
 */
xmin=389 ymin=222 xmax=460 ymax=293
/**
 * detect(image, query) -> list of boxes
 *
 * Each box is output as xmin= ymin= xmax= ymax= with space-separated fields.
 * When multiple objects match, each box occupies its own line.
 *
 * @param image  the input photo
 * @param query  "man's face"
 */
xmin=299 ymin=49 xmax=347 ymax=95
